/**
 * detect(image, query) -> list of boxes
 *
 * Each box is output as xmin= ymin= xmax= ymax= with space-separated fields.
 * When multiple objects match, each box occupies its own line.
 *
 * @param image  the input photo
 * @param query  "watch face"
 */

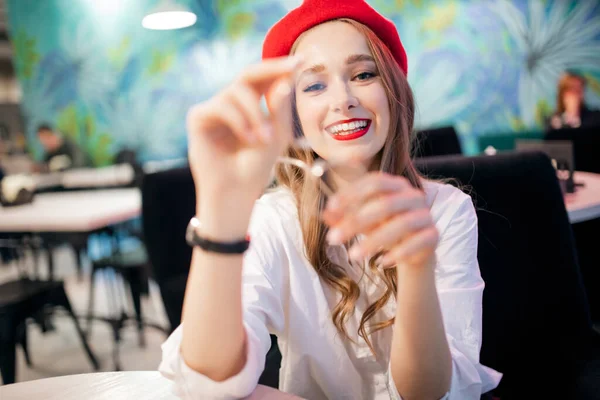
xmin=186 ymin=217 xmax=201 ymax=245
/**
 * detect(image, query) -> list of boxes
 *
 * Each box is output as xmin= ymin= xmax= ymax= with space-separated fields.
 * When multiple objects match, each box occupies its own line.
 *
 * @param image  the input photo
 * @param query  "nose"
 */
xmin=330 ymin=80 xmax=358 ymax=113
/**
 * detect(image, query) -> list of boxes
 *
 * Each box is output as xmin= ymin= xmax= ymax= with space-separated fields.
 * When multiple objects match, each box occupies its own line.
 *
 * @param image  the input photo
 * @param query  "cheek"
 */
xmin=371 ymin=88 xmax=390 ymax=127
xmin=296 ymin=96 xmax=326 ymax=135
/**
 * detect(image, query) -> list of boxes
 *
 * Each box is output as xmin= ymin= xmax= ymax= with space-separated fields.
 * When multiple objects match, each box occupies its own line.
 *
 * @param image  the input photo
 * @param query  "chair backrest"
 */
xmin=413 ymin=126 xmax=462 ymax=158
xmin=415 ymin=151 xmax=594 ymax=398
xmin=114 ymin=148 xmax=144 ymax=187
xmin=477 ymin=130 xmax=544 ymax=153
xmin=141 ymin=166 xmax=195 ymax=331
xmin=545 ymin=127 xmax=600 ymax=173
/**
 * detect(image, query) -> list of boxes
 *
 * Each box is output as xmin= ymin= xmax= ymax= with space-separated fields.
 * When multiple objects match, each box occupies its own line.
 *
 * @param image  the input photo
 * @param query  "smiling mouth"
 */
xmin=325 ymin=119 xmax=371 ymax=141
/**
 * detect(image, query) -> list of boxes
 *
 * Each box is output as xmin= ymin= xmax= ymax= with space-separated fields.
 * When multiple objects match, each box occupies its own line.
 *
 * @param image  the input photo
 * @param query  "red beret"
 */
xmin=262 ymin=0 xmax=408 ymax=76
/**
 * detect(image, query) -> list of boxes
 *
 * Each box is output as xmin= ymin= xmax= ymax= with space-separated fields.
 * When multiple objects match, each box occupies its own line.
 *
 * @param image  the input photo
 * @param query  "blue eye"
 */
xmin=354 ymin=72 xmax=376 ymax=81
xmin=303 ymin=83 xmax=325 ymax=93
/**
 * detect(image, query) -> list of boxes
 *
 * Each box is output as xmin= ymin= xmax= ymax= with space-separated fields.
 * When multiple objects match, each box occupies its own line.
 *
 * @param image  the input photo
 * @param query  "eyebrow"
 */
xmin=299 ymin=53 xmax=375 ymax=77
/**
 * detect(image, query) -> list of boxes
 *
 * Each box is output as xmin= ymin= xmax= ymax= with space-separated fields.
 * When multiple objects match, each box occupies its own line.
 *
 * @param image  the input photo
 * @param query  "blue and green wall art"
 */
xmin=6 ymin=0 xmax=600 ymax=164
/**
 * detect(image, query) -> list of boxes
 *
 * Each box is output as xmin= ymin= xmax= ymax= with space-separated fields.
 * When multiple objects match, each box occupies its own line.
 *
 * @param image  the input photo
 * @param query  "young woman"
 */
xmin=549 ymin=72 xmax=600 ymax=130
xmin=159 ymin=1 xmax=501 ymax=399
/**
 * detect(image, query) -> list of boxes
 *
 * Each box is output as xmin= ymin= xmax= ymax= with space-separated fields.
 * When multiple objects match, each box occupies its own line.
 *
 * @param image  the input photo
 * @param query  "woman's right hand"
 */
xmin=187 ymin=56 xmax=301 ymax=212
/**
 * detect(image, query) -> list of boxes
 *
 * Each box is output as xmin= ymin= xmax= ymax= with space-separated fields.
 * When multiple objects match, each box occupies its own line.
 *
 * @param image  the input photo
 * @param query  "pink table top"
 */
xmin=565 ymin=171 xmax=600 ymax=224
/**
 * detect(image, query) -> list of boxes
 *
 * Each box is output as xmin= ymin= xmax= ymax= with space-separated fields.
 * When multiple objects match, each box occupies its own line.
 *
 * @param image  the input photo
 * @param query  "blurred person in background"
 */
xmin=548 ymin=72 xmax=600 ymax=130
xmin=36 ymin=123 xmax=88 ymax=172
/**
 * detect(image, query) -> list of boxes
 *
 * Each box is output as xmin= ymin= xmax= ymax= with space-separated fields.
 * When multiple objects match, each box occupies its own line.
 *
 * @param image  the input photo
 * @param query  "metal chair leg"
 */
xmin=0 ymin=331 xmax=17 ymax=384
xmin=55 ymin=285 xmax=100 ymax=371
xmin=105 ymin=269 xmax=123 ymax=371
xmin=86 ymin=266 xmax=98 ymax=337
xmin=16 ymin=322 xmax=32 ymax=367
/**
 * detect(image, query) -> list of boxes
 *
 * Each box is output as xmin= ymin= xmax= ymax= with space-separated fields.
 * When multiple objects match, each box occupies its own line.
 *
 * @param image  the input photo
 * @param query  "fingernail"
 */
xmin=348 ymin=246 xmax=363 ymax=260
xmin=327 ymin=228 xmax=343 ymax=245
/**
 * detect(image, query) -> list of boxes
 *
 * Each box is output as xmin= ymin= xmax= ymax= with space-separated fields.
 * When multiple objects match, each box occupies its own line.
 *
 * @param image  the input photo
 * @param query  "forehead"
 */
xmin=294 ymin=20 xmax=371 ymax=62
xmin=566 ymin=77 xmax=584 ymax=87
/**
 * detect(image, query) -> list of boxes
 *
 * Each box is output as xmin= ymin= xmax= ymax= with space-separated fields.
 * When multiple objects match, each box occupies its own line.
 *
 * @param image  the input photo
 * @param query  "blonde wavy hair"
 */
xmin=274 ymin=19 xmax=423 ymax=355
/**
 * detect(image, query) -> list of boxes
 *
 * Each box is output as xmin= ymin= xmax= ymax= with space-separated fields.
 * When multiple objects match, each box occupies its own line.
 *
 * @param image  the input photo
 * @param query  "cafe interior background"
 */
xmin=1 ymin=0 xmax=600 ymax=391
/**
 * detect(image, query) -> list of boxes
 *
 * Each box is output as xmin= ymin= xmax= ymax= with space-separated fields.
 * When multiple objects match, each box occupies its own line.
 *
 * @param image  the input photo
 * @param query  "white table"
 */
xmin=0 ymin=188 xmax=141 ymax=233
xmin=0 ymin=372 xmax=302 ymax=400
xmin=565 ymin=171 xmax=600 ymax=224
xmin=0 ymin=188 xmax=141 ymax=279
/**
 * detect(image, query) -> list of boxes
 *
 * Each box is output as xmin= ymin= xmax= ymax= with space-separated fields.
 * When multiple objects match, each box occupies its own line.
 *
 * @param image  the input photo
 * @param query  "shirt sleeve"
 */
xmin=387 ymin=192 xmax=502 ymax=400
xmin=158 ymin=200 xmax=287 ymax=400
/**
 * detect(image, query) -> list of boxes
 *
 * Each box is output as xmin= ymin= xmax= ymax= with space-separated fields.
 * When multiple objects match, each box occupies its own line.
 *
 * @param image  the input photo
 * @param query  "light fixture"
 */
xmin=142 ymin=1 xmax=197 ymax=30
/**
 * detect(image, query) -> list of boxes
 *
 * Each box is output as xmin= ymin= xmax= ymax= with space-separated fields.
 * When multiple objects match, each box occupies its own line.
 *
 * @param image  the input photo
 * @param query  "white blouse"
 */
xmin=159 ymin=181 xmax=502 ymax=399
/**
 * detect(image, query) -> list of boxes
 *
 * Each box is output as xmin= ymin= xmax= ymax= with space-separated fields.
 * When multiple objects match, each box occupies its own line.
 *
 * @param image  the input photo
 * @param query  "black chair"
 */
xmin=114 ymin=148 xmax=144 ymax=188
xmin=545 ymin=127 xmax=600 ymax=324
xmin=545 ymin=126 xmax=600 ymax=173
xmin=413 ymin=126 xmax=462 ymax=158
xmin=84 ymin=148 xmax=161 ymax=370
xmin=0 ymin=278 xmax=100 ymax=384
xmin=141 ymin=166 xmax=281 ymax=388
xmin=415 ymin=151 xmax=600 ymax=399
xmin=85 ymin=234 xmax=150 ymax=370
xmin=141 ymin=167 xmax=195 ymax=333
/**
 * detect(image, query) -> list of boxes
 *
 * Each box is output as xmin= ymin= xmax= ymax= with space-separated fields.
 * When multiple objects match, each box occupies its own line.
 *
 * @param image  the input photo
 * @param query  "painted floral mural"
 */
xmin=6 ymin=0 xmax=600 ymax=163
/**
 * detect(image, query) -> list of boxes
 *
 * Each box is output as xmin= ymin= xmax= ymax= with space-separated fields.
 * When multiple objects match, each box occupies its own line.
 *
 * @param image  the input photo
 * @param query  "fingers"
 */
xmin=267 ymin=78 xmax=294 ymax=151
xmin=324 ymin=191 xmax=426 ymax=245
xmin=379 ymin=227 xmax=439 ymax=267
xmin=226 ymin=85 xmax=271 ymax=142
xmin=319 ymin=172 xmax=437 ymax=267
xmin=189 ymin=98 xmax=257 ymax=146
xmin=347 ymin=209 xmax=433 ymax=260
xmin=326 ymin=174 xmax=409 ymax=221
xmin=240 ymin=56 xmax=303 ymax=89
xmin=188 ymin=56 xmax=302 ymax=147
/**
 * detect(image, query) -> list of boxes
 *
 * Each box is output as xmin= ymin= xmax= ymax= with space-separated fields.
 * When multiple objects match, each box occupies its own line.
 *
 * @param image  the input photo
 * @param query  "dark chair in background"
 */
xmin=413 ymin=126 xmax=462 ymax=158
xmin=85 ymin=233 xmax=150 ymax=370
xmin=546 ymin=127 xmax=600 ymax=330
xmin=546 ymin=127 xmax=600 ymax=324
xmin=0 ymin=278 xmax=99 ymax=384
xmin=477 ymin=130 xmax=544 ymax=154
xmin=84 ymin=148 xmax=158 ymax=370
xmin=114 ymin=148 xmax=144 ymax=188
xmin=141 ymin=166 xmax=281 ymax=388
xmin=141 ymin=167 xmax=195 ymax=333
xmin=545 ymin=126 xmax=600 ymax=174
xmin=415 ymin=151 xmax=600 ymax=399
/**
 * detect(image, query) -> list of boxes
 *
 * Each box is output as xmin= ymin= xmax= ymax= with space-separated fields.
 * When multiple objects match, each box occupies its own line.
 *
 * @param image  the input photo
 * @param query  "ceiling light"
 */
xmin=142 ymin=1 xmax=197 ymax=30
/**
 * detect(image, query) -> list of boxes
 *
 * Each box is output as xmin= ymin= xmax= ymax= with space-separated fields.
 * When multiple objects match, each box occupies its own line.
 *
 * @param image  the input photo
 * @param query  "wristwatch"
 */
xmin=185 ymin=217 xmax=250 ymax=254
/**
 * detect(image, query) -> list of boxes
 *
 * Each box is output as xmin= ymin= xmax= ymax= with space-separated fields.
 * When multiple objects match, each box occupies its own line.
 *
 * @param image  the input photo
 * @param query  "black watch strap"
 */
xmin=186 ymin=217 xmax=250 ymax=254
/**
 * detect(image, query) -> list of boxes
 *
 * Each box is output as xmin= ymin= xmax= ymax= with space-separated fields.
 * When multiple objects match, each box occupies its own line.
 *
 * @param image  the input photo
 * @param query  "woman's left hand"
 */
xmin=322 ymin=172 xmax=439 ymax=268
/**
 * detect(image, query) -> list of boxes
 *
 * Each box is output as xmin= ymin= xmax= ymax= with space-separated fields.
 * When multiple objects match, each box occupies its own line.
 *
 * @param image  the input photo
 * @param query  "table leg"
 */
xmin=44 ymin=242 xmax=55 ymax=281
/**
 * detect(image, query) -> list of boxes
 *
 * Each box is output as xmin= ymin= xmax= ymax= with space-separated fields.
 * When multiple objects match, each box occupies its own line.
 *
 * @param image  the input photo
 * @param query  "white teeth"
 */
xmin=327 ymin=120 xmax=369 ymax=135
